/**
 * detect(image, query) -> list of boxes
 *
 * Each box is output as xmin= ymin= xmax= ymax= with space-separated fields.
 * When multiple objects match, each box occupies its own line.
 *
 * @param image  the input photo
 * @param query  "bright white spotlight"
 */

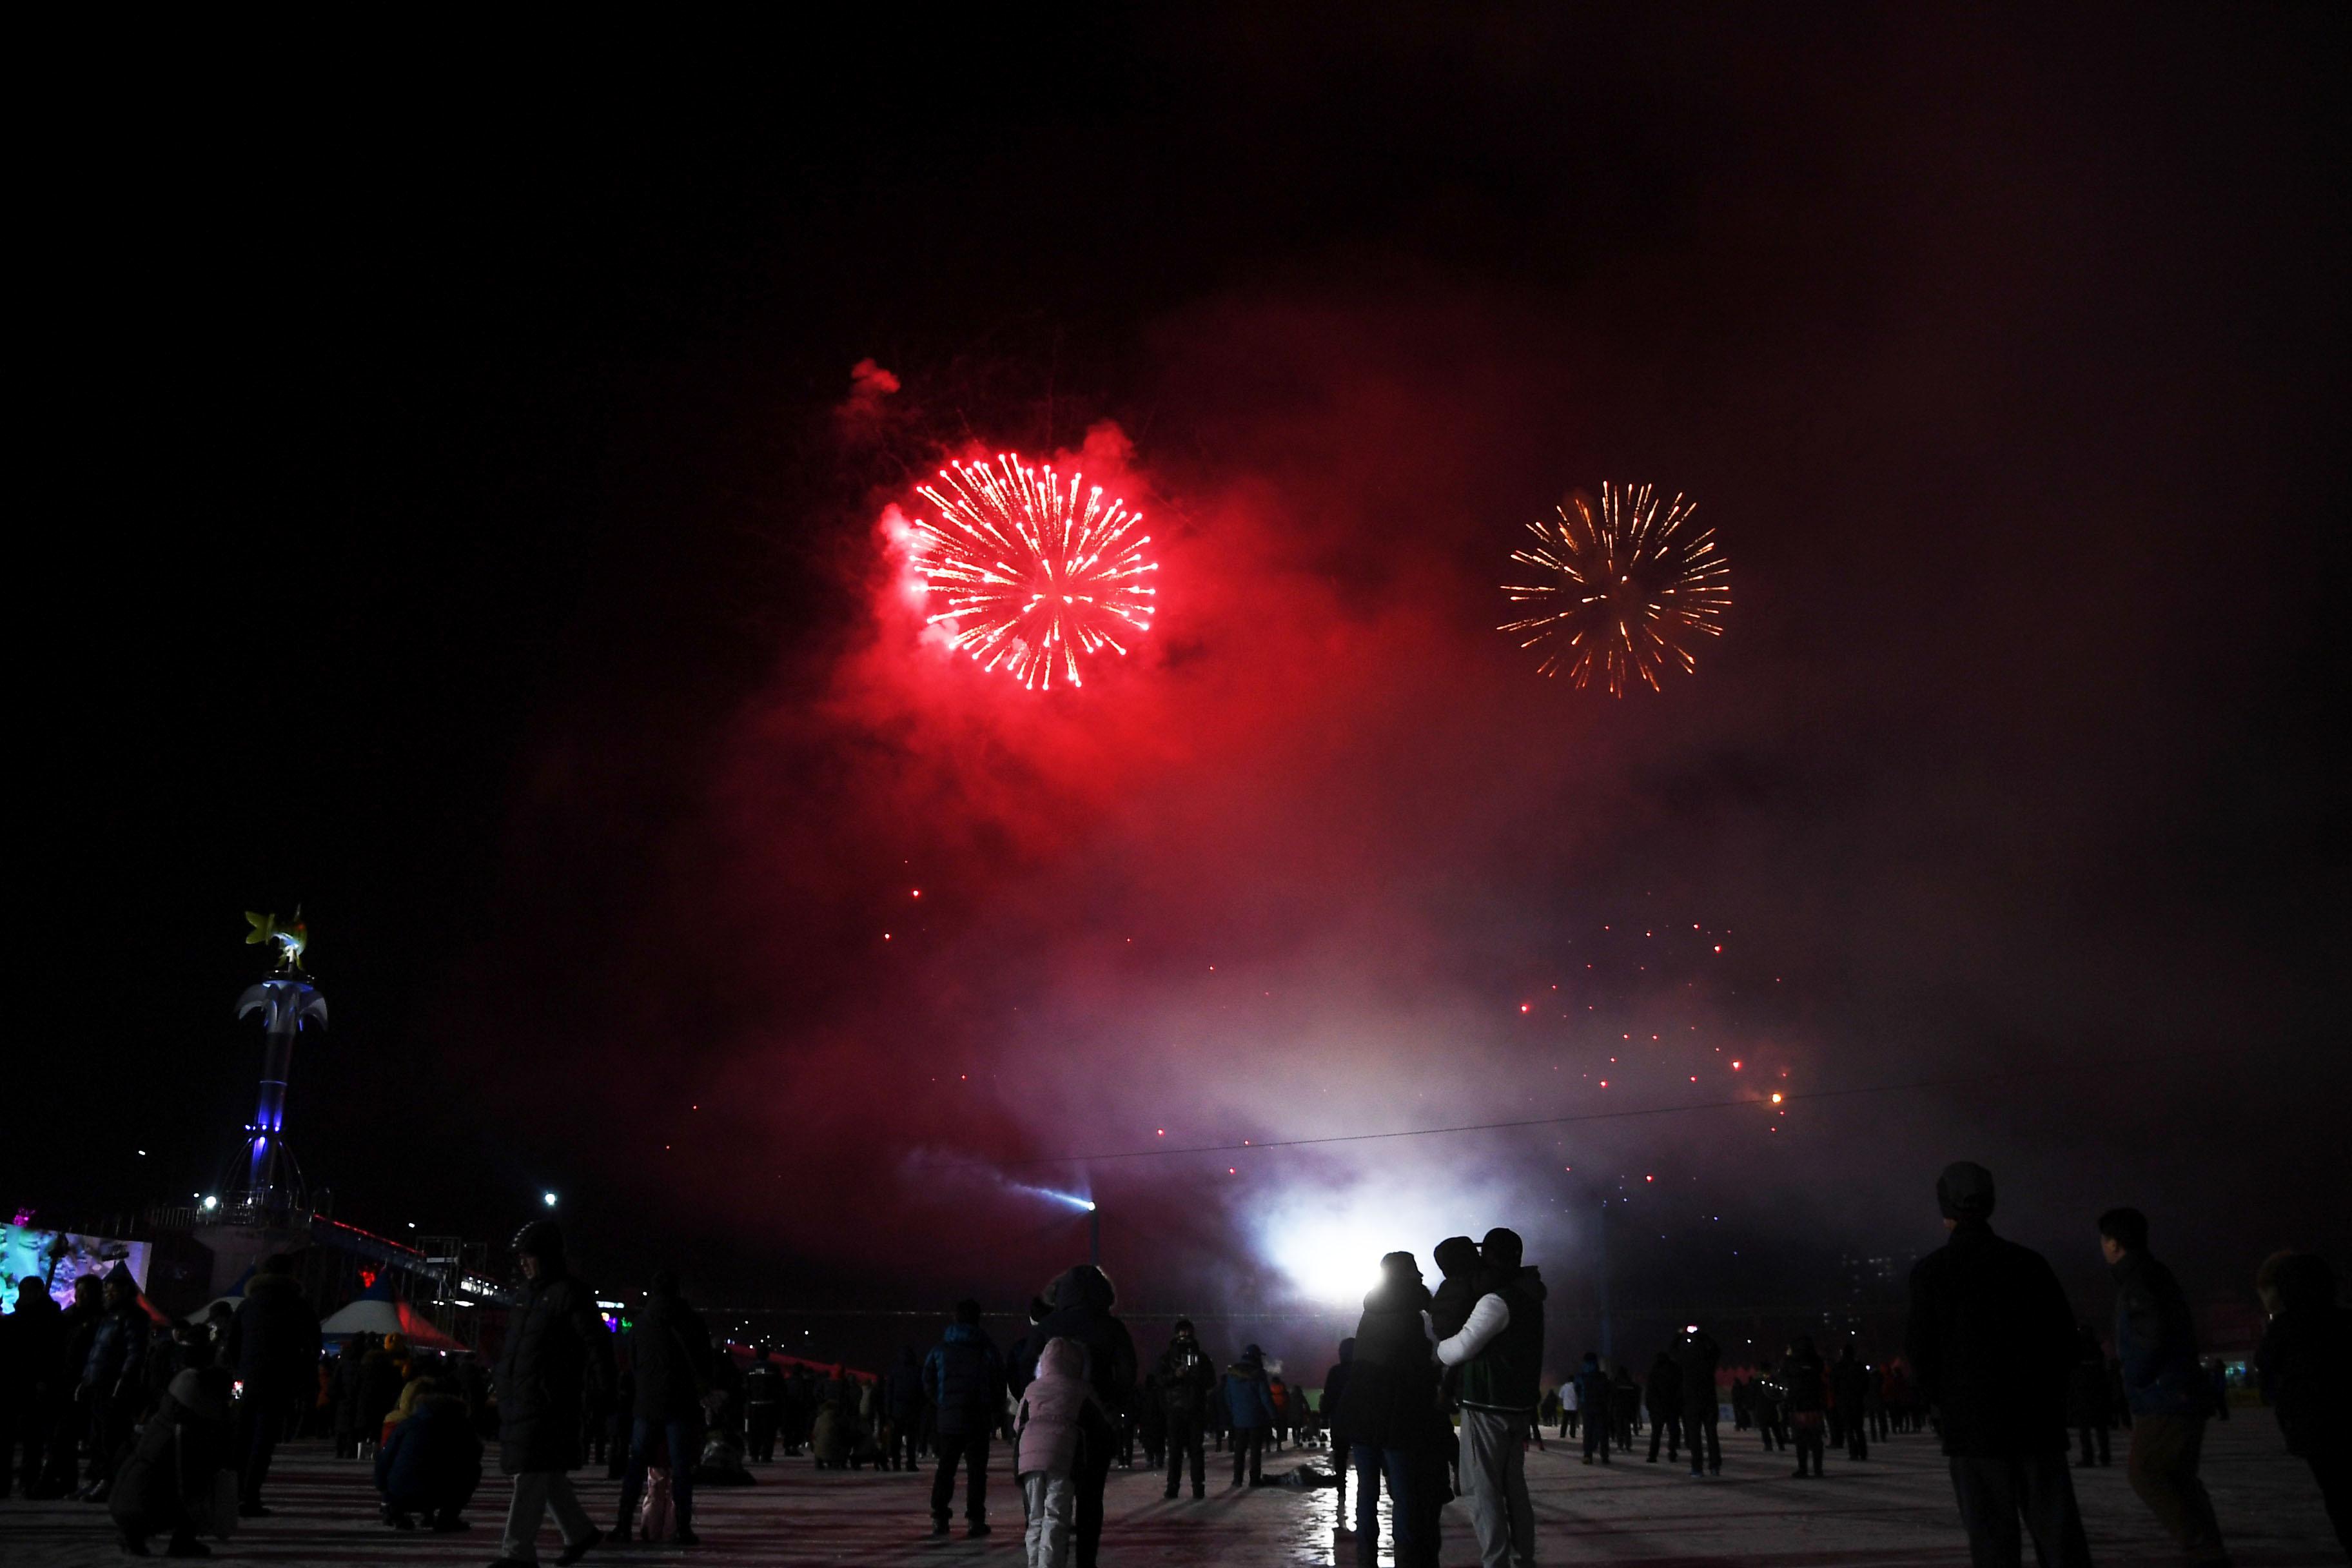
xmin=1012 ymin=1182 xmax=1096 ymax=1213
xmin=542 ymin=1191 xmax=559 ymax=1208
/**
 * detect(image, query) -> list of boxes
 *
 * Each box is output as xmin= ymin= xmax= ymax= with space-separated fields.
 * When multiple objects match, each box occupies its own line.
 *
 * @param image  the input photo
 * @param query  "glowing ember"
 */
xmin=1500 ymin=482 xmax=1730 ymax=694
xmin=906 ymin=453 xmax=1157 ymax=691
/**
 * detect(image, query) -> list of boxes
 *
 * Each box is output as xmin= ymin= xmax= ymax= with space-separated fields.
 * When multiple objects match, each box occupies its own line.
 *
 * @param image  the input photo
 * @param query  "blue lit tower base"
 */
xmin=228 ymin=970 xmax=328 ymax=1217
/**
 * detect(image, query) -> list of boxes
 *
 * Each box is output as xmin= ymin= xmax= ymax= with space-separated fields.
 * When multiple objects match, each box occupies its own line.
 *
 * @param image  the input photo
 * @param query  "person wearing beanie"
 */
xmin=1905 ymin=1162 xmax=2090 ymax=1567
xmin=2101 ymin=1206 xmax=2231 ymax=1564
xmin=492 ymin=1219 xmax=614 ymax=1568
xmin=108 ymin=1367 xmax=231 ymax=1556
xmin=1434 ymin=1226 xmax=1545 ymax=1568
xmin=1153 ymin=1318 xmax=1216 ymax=1499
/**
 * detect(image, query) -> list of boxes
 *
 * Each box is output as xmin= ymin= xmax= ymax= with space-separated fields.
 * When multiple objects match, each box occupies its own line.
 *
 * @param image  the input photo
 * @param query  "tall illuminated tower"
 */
xmin=230 ymin=911 xmax=326 ymax=1213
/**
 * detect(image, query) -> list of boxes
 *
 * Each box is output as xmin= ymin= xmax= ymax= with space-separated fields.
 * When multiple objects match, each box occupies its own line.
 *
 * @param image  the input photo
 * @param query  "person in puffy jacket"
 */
xmin=1435 ymin=1227 xmax=1546 ymax=1568
xmin=613 ymin=1271 xmax=712 ymax=1547
xmin=375 ymin=1376 xmax=482 ymax=1531
xmin=1220 ymin=1345 xmax=1276 ymax=1487
xmin=1012 ymin=1266 xmax=1135 ymax=1568
xmin=1779 ymin=1335 xmax=1828 ymax=1478
xmin=924 ymin=1300 xmax=1005 ymax=1537
xmin=492 ymin=1220 xmax=614 ymax=1567
xmin=1014 ymin=1337 xmax=1112 ymax=1568
xmin=79 ymin=1269 xmax=151 ymax=1496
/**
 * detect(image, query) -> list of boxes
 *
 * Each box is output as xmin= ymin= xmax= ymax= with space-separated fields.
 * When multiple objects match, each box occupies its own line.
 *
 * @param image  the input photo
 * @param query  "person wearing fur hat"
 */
xmin=491 ymin=1219 xmax=614 ymax=1568
xmin=108 ymin=1366 xmax=231 ymax=1558
xmin=1013 ymin=1337 xmax=1113 ymax=1568
xmin=1905 ymin=1161 xmax=2090 ymax=1568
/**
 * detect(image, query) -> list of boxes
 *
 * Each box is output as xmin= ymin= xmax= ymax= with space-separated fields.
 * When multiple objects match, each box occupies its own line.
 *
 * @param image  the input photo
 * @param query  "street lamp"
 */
xmin=542 ymin=1191 xmax=558 ymax=1208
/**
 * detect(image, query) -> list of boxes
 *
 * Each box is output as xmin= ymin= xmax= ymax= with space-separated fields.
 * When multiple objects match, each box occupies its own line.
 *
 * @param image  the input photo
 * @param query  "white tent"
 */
xmin=318 ymin=1294 xmax=462 ymax=1350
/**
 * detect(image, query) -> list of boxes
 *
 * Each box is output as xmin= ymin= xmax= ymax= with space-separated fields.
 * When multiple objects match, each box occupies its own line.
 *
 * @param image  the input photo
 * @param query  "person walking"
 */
xmin=1323 ymin=1337 xmax=1355 ymax=1514
xmin=1781 ymin=1336 xmax=1828 ymax=1478
xmin=1155 ymin=1318 xmax=1215 ymax=1500
xmin=1220 ymin=1344 xmax=1275 ymax=1486
xmin=2255 ymin=1251 xmax=2349 ymax=1551
xmin=1680 ymin=1325 xmax=1722 ymax=1477
xmin=1906 ymin=1161 xmax=2090 ymax=1568
xmin=2101 ymin=1206 xmax=2229 ymax=1565
xmin=612 ymin=1271 xmax=710 ymax=1547
xmin=1834 ymin=1342 xmax=1872 ymax=1462
xmin=491 ymin=1219 xmax=613 ymax=1568
xmin=1335 ymin=1251 xmax=1439 ymax=1568
xmin=1560 ymin=1374 xmax=1577 ymax=1440
xmin=881 ymin=1346 xmax=924 ymax=1471
xmin=2066 ymin=1326 xmax=2113 ymax=1467
xmin=1576 ymin=1353 xmax=1611 ymax=1464
xmin=922 ymin=1298 xmax=1004 ymax=1538
xmin=1013 ymin=1337 xmax=1113 ymax=1568
xmin=1644 ymin=1350 xmax=1681 ymax=1464
xmin=1435 ymin=1227 xmax=1545 ymax=1568
xmin=225 ymin=1252 xmax=320 ymax=1518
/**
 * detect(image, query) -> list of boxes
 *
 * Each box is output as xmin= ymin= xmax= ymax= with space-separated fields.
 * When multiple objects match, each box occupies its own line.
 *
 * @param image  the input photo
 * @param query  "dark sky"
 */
xmin=28 ymin=10 xmax=2347 ymax=1367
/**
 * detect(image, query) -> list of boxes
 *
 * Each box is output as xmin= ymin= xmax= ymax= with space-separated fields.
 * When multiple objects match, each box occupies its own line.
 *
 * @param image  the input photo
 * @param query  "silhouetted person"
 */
xmin=1335 ymin=1252 xmax=1439 ymax=1568
xmin=2256 ymin=1250 xmax=2349 ymax=1552
xmin=225 ymin=1252 xmax=318 ymax=1517
xmin=1681 ymin=1326 xmax=1722 ymax=1477
xmin=613 ymin=1270 xmax=711 ymax=1546
xmin=1644 ymin=1351 xmax=1681 ymax=1463
xmin=2101 ymin=1206 xmax=2228 ymax=1565
xmin=1576 ymin=1353 xmax=1611 ymax=1464
xmin=2 ymin=1276 xmax=68 ymax=1498
xmin=494 ymin=1220 xmax=613 ymax=1567
xmin=743 ymin=1346 xmax=784 ymax=1463
xmin=1906 ymin=1161 xmax=2090 ymax=1568
xmin=2065 ymin=1326 xmax=2113 ymax=1467
xmin=1435 ymin=1227 xmax=1544 ymax=1568
xmin=1155 ymin=1318 xmax=1215 ymax=1499
xmin=1322 ymin=1337 xmax=1355 ymax=1513
xmin=923 ymin=1298 xmax=1004 ymax=1538
xmin=1781 ymin=1336 xmax=1828 ymax=1478
xmin=79 ymin=1269 xmax=150 ymax=1497
xmin=1834 ymin=1342 xmax=1871 ymax=1462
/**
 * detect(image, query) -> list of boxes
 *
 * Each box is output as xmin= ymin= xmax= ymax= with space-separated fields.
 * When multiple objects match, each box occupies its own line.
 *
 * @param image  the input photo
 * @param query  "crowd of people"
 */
xmin=0 ymin=1173 xmax=2345 ymax=1566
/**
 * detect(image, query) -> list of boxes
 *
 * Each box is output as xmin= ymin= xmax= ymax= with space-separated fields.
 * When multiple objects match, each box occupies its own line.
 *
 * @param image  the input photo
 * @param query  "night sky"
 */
xmin=30 ymin=10 xmax=2346 ymax=1367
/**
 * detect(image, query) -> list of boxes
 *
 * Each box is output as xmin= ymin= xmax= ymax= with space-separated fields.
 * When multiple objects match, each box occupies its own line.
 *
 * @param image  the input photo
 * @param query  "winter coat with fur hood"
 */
xmin=1013 ymin=1337 xmax=1110 ymax=1478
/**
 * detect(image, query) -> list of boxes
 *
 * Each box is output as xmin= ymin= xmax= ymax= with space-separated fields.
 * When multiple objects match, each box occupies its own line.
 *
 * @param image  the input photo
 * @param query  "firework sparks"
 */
xmin=1499 ymin=482 xmax=1730 ymax=694
xmin=905 ymin=453 xmax=1157 ymax=691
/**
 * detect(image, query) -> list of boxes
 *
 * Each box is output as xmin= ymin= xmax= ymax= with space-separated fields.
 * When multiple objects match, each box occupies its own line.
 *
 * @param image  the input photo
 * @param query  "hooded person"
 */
xmin=491 ymin=1219 xmax=614 ymax=1568
xmin=923 ymin=1299 xmax=1005 ymax=1537
xmin=1154 ymin=1317 xmax=1217 ymax=1500
xmin=1435 ymin=1227 xmax=1546 ymax=1568
xmin=1015 ymin=1266 xmax=1135 ymax=1568
xmin=883 ymin=1346 xmax=925 ymax=1471
xmin=224 ymin=1252 xmax=318 ymax=1517
xmin=1336 ymin=1252 xmax=1440 ymax=1568
xmin=612 ymin=1269 xmax=713 ymax=1547
xmin=375 ymin=1374 xmax=482 ymax=1531
xmin=108 ymin=1366 xmax=231 ymax=1558
xmin=1013 ymin=1337 xmax=1113 ymax=1568
xmin=1219 ymin=1342 xmax=1276 ymax=1487
xmin=1906 ymin=1161 xmax=2091 ymax=1568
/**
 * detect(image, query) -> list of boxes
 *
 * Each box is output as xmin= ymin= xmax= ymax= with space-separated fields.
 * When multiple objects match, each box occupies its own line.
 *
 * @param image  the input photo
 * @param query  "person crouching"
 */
xmin=108 ymin=1367 xmax=231 ymax=1558
xmin=375 ymin=1376 xmax=483 ymax=1532
xmin=1014 ymin=1338 xmax=1112 ymax=1568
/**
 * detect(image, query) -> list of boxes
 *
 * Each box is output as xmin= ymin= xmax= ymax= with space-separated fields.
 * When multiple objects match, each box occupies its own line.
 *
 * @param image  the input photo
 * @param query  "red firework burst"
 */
xmin=906 ymin=453 xmax=1158 ymax=690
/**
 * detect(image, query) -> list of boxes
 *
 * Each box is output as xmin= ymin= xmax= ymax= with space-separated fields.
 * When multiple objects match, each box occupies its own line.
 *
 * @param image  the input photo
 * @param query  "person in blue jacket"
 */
xmin=922 ymin=1299 xmax=1005 ymax=1538
xmin=2101 ymin=1206 xmax=2228 ymax=1566
xmin=375 ymin=1377 xmax=482 ymax=1531
xmin=1220 ymin=1344 xmax=1276 ymax=1486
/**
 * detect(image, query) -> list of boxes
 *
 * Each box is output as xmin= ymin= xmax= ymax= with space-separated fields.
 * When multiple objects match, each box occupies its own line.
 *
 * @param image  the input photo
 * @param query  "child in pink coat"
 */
xmin=1013 ymin=1337 xmax=1113 ymax=1568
